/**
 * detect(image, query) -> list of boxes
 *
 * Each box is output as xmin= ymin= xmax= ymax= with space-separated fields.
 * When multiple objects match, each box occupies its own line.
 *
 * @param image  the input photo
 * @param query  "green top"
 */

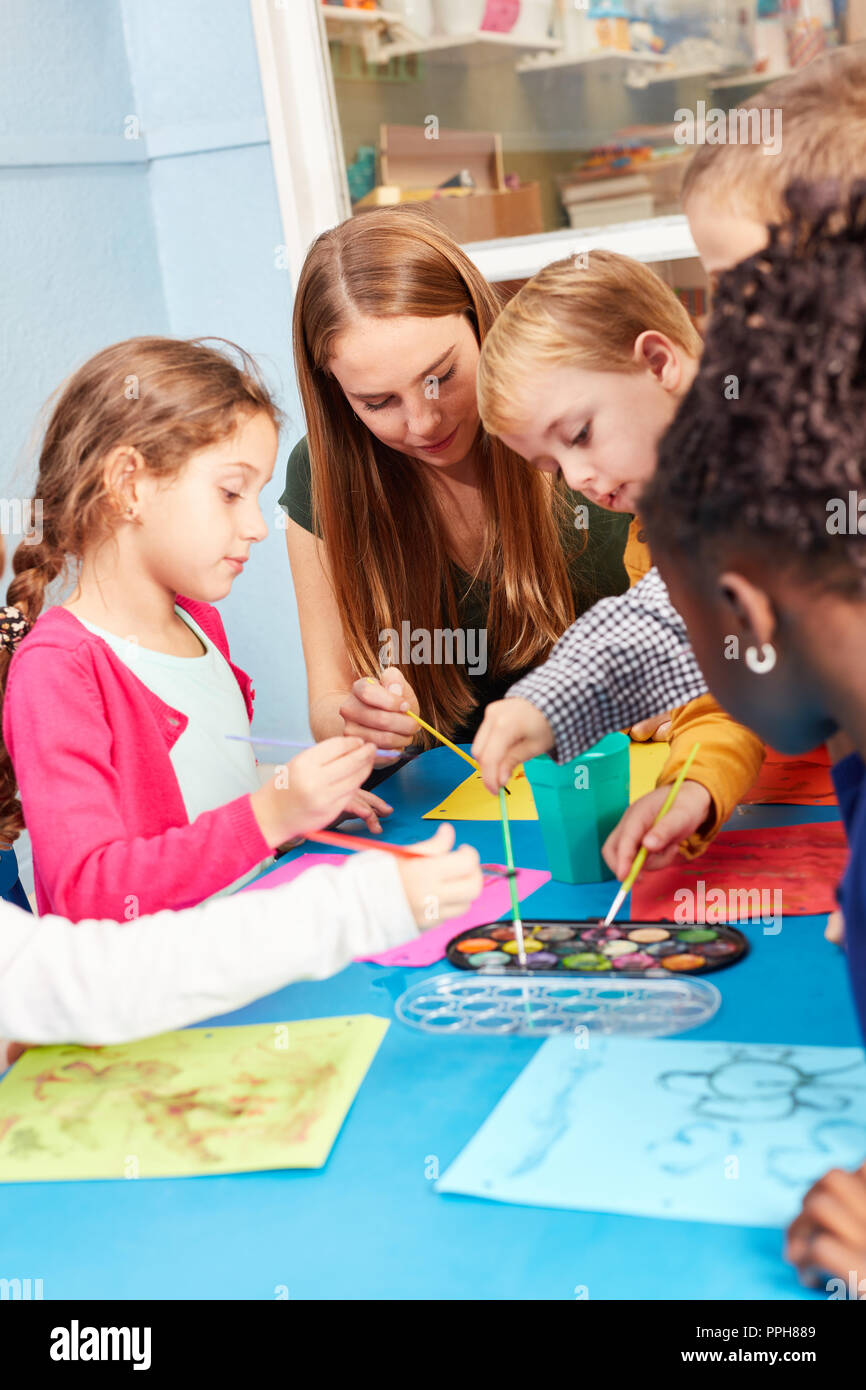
xmin=280 ymin=435 xmax=631 ymax=740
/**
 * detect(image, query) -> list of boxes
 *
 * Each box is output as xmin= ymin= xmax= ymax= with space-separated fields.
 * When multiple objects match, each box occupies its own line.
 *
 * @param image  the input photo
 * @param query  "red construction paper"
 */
xmin=630 ymin=821 xmax=848 ymax=923
xmin=741 ymin=745 xmax=836 ymax=807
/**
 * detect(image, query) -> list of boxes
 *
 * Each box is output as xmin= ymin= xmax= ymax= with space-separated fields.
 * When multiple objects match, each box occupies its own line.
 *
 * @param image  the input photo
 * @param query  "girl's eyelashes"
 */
xmin=432 ymin=363 xmax=456 ymax=388
xmin=571 ymin=422 xmax=591 ymax=448
xmin=221 ymin=488 xmax=242 ymax=502
xmin=363 ymin=363 xmax=456 ymax=413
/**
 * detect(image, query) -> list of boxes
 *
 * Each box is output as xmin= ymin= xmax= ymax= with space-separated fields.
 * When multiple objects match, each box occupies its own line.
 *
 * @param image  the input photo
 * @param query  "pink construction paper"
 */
xmin=240 ymin=852 xmax=345 ymax=893
xmin=359 ymin=865 xmax=551 ymax=967
xmin=241 ymin=853 xmax=550 ymax=968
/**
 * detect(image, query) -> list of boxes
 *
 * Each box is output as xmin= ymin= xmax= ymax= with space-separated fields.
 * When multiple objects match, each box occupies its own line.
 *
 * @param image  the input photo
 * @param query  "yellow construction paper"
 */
xmin=423 ymin=742 xmax=669 ymax=820
xmin=423 ymin=766 xmax=538 ymax=821
xmin=0 ymin=1015 xmax=387 ymax=1182
xmin=629 ymin=741 xmax=669 ymax=803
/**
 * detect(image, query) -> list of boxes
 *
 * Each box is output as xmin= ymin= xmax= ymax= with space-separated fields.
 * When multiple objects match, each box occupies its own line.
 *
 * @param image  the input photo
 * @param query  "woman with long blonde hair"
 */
xmin=283 ymin=206 xmax=629 ymax=754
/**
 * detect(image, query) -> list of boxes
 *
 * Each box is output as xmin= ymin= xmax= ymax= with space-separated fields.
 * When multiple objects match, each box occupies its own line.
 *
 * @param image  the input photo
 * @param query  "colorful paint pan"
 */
xmin=646 ymin=940 xmax=687 ymax=958
xmin=468 ymin=951 xmax=510 ymax=969
xmin=614 ymin=951 xmax=655 ymax=970
xmin=661 ymin=953 xmax=707 ymax=971
xmin=694 ymin=938 xmax=739 ymax=958
xmin=580 ymin=926 xmax=627 ymax=944
xmin=563 ymin=952 xmax=610 ymax=971
xmin=525 ymin=951 xmax=560 ymax=969
xmin=446 ymin=920 xmax=748 ymax=978
xmin=535 ymin=925 xmax=576 ymax=942
xmin=627 ymin=926 xmax=670 ymax=944
xmin=601 ymin=940 xmax=640 ymax=958
xmin=502 ymin=938 xmax=543 ymax=956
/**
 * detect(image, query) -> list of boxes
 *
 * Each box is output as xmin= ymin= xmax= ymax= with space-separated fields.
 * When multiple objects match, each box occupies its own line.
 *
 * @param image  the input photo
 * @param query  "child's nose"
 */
xmin=559 ymin=457 xmax=594 ymax=493
xmin=244 ymin=505 xmax=268 ymax=542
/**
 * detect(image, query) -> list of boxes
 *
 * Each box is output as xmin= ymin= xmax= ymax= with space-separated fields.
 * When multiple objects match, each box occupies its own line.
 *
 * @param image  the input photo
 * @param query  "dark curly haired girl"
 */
xmin=642 ymin=182 xmax=866 ymax=1291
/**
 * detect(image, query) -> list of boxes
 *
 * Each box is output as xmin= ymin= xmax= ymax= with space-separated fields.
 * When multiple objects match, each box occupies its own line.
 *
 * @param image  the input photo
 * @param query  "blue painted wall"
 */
xmin=0 ymin=1 xmax=168 ymax=508
xmin=0 ymin=0 xmax=309 ymax=770
xmin=120 ymin=0 xmax=307 ymax=742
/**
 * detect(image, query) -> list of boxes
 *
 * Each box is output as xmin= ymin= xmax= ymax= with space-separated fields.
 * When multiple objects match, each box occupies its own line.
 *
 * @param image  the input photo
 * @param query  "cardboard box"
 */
xmin=365 ymin=123 xmax=544 ymax=243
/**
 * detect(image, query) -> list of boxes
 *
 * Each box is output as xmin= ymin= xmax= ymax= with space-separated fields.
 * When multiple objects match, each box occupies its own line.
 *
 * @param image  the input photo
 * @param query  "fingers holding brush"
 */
xmin=396 ymin=825 xmax=483 ymax=927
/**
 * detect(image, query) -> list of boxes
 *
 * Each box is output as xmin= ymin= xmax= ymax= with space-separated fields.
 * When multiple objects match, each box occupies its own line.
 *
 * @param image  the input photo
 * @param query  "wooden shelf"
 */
xmin=321 ymin=10 xmax=795 ymax=86
xmin=322 ymin=7 xmax=560 ymax=65
xmin=373 ymin=30 xmax=562 ymax=67
xmin=465 ymin=214 xmax=699 ymax=284
xmin=710 ymin=66 xmax=794 ymax=89
xmin=321 ymin=4 xmax=403 ymax=25
xmin=516 ymin=48 xmax=666 ymax=75
xmin=322 ymin=5 xmax=414 ymax=64
xmin=626 ymin=62 xmax=730 ymax=87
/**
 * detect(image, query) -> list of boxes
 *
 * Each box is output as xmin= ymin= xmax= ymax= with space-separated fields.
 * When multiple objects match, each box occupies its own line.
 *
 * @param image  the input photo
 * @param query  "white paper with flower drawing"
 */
xmin=437 ymin=1038 xmax=866 ymax=1227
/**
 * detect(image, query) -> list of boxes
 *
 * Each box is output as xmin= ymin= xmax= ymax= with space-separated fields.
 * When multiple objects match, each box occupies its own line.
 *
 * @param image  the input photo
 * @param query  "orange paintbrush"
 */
xmin=305 ymin=828 xmax=516 ymax=879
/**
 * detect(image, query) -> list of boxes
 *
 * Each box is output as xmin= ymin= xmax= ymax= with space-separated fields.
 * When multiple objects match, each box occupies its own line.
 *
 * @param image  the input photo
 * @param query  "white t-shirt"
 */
xmin=77 ymin=607 xmax=272 ymax=895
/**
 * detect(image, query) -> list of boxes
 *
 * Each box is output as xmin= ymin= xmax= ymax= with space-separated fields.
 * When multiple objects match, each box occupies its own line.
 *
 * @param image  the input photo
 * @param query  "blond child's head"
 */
xmin=477 ymin=250 xmax=702 ymax=514
xmin=683 ymin=44 xmax=866 ymax=277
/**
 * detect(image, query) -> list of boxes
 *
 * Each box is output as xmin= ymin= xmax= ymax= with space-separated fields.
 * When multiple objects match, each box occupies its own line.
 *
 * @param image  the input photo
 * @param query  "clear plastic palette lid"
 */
xmin=395 ymin=972 xmax=721 ymax=1039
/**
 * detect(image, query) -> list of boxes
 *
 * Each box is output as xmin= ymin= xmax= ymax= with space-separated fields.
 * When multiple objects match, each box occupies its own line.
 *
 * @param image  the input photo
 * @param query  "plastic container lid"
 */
xmin=395 ymin=972 xmax=720 ymax=1038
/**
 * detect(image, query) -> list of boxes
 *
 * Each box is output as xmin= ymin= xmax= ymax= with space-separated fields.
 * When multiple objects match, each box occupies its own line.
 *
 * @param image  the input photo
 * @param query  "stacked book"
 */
xmin=557 ymin=129 xmax=691 ymax=229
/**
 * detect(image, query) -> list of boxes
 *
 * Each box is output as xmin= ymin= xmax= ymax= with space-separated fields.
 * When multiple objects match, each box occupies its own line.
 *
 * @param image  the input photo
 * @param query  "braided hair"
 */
xmin=641 ymin=180 xmax=866 ymax=597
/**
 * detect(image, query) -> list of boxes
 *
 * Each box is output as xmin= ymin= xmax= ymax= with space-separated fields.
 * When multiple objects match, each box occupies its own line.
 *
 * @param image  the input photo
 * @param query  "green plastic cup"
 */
xmin=524 ymin=732 xmax=630 ymax=884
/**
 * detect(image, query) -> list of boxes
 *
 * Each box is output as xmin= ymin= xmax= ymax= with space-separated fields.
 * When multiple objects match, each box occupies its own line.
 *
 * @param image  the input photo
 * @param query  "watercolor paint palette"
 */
xmin=445 ymin=919 xmax=748 ymax=978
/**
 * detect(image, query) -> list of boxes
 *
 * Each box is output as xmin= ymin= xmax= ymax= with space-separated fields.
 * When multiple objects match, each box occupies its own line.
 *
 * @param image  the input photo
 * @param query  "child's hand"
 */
xmin=602 ymin=780 xmax=712 ymax=879
xmin=825 ymin=909 xmax=846 ymax=947
xmin=785 ymin=1161 xmax=866 ymax=1290
xmin=472 ymin=698 xmax=554 ymax=793
xmin=251 ymin=737 xmax=377 ymax=848
xmin=339 ymin=666 xmax=420 ymax=753
xmin=396 ymin=823 xmax=483 ymax=927
xmin=629 ymin=712 xmax=673 ymax=741
xmin=333 ymin=788 xmax=393 ymax=835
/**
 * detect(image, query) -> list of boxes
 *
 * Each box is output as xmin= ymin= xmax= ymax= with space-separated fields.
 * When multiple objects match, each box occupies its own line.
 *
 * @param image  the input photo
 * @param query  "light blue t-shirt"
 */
xmin=77 ymin=607 xmax=272 ymax=895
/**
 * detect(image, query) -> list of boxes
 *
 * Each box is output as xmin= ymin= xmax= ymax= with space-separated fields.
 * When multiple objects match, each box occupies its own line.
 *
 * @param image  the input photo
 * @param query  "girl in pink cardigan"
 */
xmin=0 ymin=337 xmax=481 ymax=924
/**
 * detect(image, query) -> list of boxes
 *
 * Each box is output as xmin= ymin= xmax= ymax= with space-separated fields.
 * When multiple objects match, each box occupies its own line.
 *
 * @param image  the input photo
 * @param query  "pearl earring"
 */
xmin=745 ymin=643 xmax=776 ymax=674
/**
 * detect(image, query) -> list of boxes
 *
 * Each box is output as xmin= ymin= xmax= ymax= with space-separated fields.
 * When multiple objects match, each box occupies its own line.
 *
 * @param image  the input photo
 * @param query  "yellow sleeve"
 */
xmin=656 ymin=694 xmax=766 ymax=859
xmin=623 ymin=517 xmax=652 ymax=587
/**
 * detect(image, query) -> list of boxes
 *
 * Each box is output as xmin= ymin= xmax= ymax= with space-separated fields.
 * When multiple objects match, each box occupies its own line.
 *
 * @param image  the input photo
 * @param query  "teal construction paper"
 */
xmin=437 ymin=1038 xmax=866 ymax=1227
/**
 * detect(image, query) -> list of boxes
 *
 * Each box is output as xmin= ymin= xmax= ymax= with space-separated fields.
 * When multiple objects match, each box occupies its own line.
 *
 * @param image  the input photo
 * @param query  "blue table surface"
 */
xmin=1 ymin=748 xmax=857 ymax=1301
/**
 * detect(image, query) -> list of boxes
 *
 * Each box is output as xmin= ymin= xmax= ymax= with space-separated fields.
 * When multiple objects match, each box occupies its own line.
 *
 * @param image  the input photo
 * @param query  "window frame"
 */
xmin=250 ymin=0 xmax=350 ymax=291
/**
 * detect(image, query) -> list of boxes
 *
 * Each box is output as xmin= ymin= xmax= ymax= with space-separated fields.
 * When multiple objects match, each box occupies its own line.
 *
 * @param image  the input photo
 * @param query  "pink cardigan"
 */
xmin=3 ymin=598 xmax=271 ymax=921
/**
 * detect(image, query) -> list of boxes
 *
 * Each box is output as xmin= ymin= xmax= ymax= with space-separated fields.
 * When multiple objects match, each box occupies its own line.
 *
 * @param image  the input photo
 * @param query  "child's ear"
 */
xmin=102 ymin=445 xmax=147 ymax=513
xmin=718 ymin=571 xmax=777 ymax=649
xmin=633 ymin=331 xmax=680 ymax=390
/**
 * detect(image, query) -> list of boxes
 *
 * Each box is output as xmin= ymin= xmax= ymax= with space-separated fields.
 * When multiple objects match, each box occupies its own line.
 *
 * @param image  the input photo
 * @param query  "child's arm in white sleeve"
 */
xmin=0 ymin=853 xmax=416 ymax=1047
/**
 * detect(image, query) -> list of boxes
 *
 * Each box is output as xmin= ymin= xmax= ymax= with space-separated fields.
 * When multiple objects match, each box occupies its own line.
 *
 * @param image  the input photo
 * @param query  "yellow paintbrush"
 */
xmin=404 ymin=709 xmax=480 ymax=773
xmin=364 ymin=677 xmax=506 ymax=784
xmin=603 ymin=742 xmax=701 ymax=928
